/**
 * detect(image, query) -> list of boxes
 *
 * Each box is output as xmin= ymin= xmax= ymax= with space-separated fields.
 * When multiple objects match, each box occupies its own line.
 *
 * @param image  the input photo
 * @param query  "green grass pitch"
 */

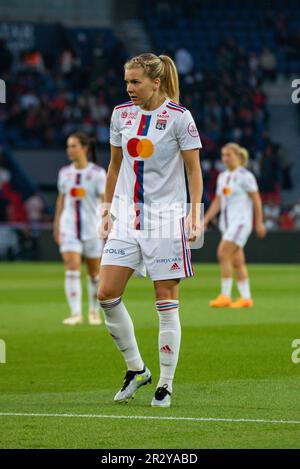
xmin=0 ymin=262 xmax=300 ymax=449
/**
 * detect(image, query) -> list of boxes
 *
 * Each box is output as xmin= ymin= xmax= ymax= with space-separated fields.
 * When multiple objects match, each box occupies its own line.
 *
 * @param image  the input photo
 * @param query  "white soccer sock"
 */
xmin=237 ymin=278 xmax=251 ymax=300
xmin=156 ymin=300 xmax=181 ymax=394
xmin=64 ymin=270 xmax=82 ymax=317
xmin=87 ymin=275 xmax=99 ymax=314
xmin=99 ymin=297 xmax=144 ymax=372
xmin=221 ymin=278 xmax=233 ymax=297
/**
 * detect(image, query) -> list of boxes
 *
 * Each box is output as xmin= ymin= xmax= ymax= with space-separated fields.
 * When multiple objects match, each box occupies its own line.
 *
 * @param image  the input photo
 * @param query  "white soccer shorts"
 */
xmin=222 ymin=224 xmax=252 ymax=248
xmin=60 ymin=236 xmax=104 ymax=258
xmin=101 ymin=217 xmax=194 ymax=281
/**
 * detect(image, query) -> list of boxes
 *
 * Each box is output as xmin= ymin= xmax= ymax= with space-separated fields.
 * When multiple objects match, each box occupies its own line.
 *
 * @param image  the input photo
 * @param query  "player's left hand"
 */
xmin=256 ymin=222 xmax=267 ymax=238
xmin=97 ymin=209 xmax=113 ymax=241
xmin=185 ymin=213 xmax=202 ymax=242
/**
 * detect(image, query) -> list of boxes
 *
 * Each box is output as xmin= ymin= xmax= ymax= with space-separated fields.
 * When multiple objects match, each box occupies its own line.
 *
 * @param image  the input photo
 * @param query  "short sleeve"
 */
xmin=110 ymin=109 xmax=122 ymax=147
xmin=241 ymin=171 xmax=258 ymax=193
xmin=57 ymin=170 xmax=66 ymax=194
xmin=96 ymin=168 xmax=107 ymax=196
xmin=175 ymin=110 xmax=202 ymax=151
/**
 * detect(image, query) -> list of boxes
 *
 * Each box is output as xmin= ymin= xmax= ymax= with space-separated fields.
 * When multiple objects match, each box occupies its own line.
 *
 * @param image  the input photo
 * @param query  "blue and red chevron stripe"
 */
xmin=180 ymin=218 xmax=193 ymax=277
xmin=133 ymin=160 xmax=144 ymax=230
xmin=166 ymin=101 xmax=186 ymax=113
xmin=75 ymin=173 xmax=82 ymax=240
xmin=137 ymin=114 xmax=151 ymax=136
xmin=114 ymin=100 xmax=134 ymax=110
xmin=156 ymin=301 xmax=179 ymax=312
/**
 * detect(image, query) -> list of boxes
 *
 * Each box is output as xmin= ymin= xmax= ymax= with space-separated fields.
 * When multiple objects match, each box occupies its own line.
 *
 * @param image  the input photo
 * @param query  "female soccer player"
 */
xmin=53 ymin=133 xmax=106 ymax=325
xmin=204 ymin=142 xmax=266 ymax=308
xmin=97 ymin=53 xmax=203 ymax=407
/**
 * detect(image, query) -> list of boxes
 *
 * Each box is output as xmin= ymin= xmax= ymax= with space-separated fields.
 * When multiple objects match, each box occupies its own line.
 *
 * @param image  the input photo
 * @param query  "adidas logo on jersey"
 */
xmin=170 ymin=262 xmax=180 ymax=271
xmin=125 ymin=120 xmax=132 ymax=126
xmin=160 ymin=345 xmax=173 ymax=354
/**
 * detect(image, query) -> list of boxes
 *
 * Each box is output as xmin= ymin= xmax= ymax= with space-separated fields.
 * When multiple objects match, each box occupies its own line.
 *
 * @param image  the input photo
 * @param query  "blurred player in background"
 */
xmin=204 ymin=143 xmax=266 ymax=308
xmin=53 ymin=133 xmax=106 ymax=325
xmin=97 ymin=53 xmax=202 ymax=407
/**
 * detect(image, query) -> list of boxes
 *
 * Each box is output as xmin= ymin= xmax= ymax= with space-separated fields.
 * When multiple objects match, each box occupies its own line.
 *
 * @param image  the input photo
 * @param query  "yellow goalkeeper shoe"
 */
xmin=209 ymin=294 xmax=232 ymax=308
xmin=230 ymin=298 xmax=254 ymax=308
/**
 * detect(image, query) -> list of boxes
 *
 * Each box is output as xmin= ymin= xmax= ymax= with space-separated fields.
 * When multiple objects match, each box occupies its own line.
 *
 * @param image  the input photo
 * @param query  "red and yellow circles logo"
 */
xmin=70 ymin=187 xmax=86 ymax=198
xmin=127 ymin=138 xmax=154 ymax=159
xmin=223 ymin=187 xmax=232 ymax=196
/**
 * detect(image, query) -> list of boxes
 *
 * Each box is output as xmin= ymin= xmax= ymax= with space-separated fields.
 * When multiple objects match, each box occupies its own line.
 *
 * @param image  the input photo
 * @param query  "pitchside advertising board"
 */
xmin=0 ymin=22 xmax=61 ymax=55
xmin=0 ymin=21 xmax=119 ymax=67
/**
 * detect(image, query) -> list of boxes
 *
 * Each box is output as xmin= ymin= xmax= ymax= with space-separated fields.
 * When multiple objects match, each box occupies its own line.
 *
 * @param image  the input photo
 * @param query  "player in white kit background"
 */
xmin=53 ymin=132 xmax=106 ymax=325
xmin=204 ymin=143 xmax=266 ymax=308
xmin=97 ymin=53 xmax=203 ymax=407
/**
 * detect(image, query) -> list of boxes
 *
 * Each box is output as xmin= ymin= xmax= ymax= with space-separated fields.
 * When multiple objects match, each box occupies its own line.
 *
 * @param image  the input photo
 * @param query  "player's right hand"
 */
xmin=97 ymin=211 xmax=113 ymax=241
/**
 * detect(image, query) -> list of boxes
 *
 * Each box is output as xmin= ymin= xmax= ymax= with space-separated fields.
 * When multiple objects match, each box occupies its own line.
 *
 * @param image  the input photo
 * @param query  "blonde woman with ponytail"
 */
xmin=97 ymin=53 xmax=203 ymax=407
xmin=204 ymin=142 xmax=266 ymax=308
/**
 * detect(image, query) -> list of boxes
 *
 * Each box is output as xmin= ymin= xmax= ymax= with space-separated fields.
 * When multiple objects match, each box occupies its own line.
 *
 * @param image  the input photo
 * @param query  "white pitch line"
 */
xmin=0 ymin=412 xmax=300 ymax=425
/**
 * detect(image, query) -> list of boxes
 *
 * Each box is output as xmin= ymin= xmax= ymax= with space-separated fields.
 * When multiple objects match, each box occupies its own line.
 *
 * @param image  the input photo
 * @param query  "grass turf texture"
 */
xmin=0 ymin=262 xmax=300 ymax=449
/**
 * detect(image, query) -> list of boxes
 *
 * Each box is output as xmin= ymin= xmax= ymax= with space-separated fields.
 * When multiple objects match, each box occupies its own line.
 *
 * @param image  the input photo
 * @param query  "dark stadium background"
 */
xmin=0 ymin=0 xmax=299 ymax=262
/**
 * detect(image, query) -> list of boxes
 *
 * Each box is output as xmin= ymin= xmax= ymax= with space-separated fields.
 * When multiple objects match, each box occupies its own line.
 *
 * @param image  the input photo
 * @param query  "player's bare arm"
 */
xmin=53 ymin=193 xmax=65 ymax=244
xmin=249 ymin=191 xmax=267 ymax=238
xmin=204 ymin=195 xmax=221 ymax=229
xmin=100 ymin=144 xmax=122 ymax=239
xmin=181 ymin=148 xmax=203 ymax=242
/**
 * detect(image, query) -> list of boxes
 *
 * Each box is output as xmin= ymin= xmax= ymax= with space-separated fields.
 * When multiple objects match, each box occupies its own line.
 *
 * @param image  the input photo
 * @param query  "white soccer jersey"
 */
xmin=58 ymin=162 xmax=106 ymax=240
xmin=216 ymin=166 xmax=258 ymax=232
xmin=110 ymin=99 xmax=202 ymax=229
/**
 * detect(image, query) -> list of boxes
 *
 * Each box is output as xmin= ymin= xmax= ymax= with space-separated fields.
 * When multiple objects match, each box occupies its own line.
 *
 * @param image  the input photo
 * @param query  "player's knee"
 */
xmin=233 ymin=258 xmax=243 ymax=269
xmin=87 ymin=271 xmax=99 ymax=280
xmin=217 ymin=247 xmax=229 ymax=262
xmin=154 ymin=286 xmax=173 ymax=300
xmin=97 ymin=285 xmax=118 ymax=301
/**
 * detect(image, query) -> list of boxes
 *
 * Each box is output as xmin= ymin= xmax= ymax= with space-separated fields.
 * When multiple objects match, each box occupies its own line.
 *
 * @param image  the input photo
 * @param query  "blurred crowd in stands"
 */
xmin=0 ymin=146 xmax=51 ymax=259
xmin=263 ymin=198 xmax=300 ymax=231
xmin=0 ymin=32 xmax=126 ymax=150
xmin=173 ymin=43 xmax=293 ymax=204
xmin=0 ymin=148 xmax=48 ymax=224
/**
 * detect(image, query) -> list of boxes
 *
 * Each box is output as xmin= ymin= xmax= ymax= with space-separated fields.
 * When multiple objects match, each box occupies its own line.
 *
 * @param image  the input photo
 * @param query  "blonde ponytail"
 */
xmin=159 ymin=55 xmax=179 ymax=103
xmin=239 ymin=146 xmax=249 ymax=167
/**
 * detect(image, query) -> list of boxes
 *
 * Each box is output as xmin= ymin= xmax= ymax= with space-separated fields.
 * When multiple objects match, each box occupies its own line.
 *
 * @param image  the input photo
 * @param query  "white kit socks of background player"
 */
xmin=237 ymin=278 xmax=251 ymax=300
xmin=87 ymin=275 xmax=99 ymax=314
xmin=65 ymin=271 xmax=100 ymax=317
xmin=221 ymin=278 xmax=233 ymax=297
xmin=221 ymin=277 xmax=251 ymax=299
xmin=64 ymin=270 xmax=82 ymax=317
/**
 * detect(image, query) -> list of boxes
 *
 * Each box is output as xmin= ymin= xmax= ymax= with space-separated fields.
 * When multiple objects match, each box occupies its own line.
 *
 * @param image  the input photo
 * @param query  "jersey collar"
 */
xmin=137 ymin=98 xmax=169 ymax=115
